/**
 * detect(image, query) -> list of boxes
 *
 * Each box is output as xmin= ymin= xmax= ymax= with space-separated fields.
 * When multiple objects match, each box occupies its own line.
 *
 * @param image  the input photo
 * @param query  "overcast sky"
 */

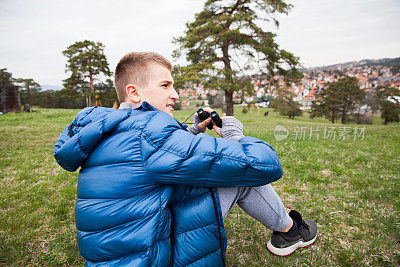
xmin=0 ymin=0 xmax=399 ymax=85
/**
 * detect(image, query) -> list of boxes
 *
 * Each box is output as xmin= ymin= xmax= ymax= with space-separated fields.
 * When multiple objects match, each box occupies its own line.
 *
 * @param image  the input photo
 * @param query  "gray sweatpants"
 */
xmin=218 ymin=184 xmax=292 ymax=231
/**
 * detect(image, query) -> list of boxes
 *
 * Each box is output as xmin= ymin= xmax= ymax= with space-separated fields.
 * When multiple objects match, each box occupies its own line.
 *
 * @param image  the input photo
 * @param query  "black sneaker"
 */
xmin=267 ymin=210 xmax=317 ymax=256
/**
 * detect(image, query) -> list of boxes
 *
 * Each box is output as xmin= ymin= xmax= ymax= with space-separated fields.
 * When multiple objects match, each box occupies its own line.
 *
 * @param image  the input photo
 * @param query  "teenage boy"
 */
xmin=54 ymin=52 xmax=317 ymax=266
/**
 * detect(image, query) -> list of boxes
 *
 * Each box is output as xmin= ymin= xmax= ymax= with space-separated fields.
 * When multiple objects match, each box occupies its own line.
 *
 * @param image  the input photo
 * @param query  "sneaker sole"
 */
xmin=266 ymin=234 xmax=317 ymax=257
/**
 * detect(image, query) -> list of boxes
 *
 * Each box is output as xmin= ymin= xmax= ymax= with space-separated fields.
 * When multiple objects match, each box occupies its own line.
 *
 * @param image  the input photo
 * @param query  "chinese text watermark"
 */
xmin=274 ymin=125 xmax=366 ymax=141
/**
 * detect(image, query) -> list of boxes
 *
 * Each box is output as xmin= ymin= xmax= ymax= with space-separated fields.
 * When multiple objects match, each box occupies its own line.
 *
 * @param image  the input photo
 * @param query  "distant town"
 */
xmin=178 ymin=57 xmax=400 ymax=110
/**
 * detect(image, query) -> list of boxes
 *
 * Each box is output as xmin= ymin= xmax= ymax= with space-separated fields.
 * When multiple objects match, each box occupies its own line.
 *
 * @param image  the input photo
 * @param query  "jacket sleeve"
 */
xmin=54 ymin=109 xmax=130 ymax=172
xmin=140 ymin=112 xmax=283 ymax=187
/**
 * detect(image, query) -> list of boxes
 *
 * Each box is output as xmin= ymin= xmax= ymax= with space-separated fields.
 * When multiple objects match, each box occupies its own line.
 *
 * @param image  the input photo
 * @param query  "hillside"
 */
xmin=306 ymin=57 xmax=400 ymax=71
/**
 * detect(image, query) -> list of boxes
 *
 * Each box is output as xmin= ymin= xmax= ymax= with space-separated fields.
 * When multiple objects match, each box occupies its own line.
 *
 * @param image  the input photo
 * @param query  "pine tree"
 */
xmin=375 ymin=85 xmax=400 ymax=125
xmin=311 ymin=77 xmax=365 ymax=123
xmin=15 ymin=78 xmax=40 ymax=95
xmin=62 ymin=40 xmax=111 ymax=106
xmin=270 ymin=87 xmax=302 ymax=119
xmin=173 ymin=0 xmax=300 ymax=115
xmin=0 ymin=68 xmax=14 ymax=86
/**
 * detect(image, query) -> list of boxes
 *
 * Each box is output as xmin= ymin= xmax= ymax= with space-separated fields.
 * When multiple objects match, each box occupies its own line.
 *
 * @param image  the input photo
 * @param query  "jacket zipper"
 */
xmin=169 ymin=205 xmax=175 ymax=267
xmin=209 ymin=188 xmax=226 ymax=267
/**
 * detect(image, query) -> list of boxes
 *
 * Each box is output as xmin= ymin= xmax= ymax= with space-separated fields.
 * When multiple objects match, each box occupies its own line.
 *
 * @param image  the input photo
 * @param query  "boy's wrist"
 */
xmin=220 ymin=116 xmax=244 ymax=141
xmin=187 ymin=113 xmax=208 ymax=135
xmin=187 ymin=124 xmax=201 ymax=135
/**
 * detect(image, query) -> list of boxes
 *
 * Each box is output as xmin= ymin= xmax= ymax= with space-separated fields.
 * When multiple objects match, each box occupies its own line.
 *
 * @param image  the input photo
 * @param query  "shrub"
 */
xmin=174 ymin=101 xmax=182 ymax=110
xmin=348 ymin=114 xmax=373 ymax=124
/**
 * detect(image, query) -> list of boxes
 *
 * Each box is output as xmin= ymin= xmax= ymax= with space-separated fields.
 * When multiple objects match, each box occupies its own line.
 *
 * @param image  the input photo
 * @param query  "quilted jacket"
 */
xmin=54 ymin=101 xmax=283 ymax=266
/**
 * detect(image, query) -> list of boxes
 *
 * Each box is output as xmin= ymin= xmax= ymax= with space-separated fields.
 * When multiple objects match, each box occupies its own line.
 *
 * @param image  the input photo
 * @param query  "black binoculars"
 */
xmin=197 ymin=108 xmax=223 ymax=129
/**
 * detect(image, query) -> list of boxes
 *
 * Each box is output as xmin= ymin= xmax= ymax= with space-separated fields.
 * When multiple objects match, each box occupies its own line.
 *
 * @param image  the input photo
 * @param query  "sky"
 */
xmin=0 ymin=0 xmax=399 ymax=86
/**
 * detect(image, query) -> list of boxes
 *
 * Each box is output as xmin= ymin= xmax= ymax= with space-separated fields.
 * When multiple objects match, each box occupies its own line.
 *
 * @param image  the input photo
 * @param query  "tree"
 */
xmin=270 ymin=87 xmax=302 ymax=118
xmin=311 ymin=77 xmax=365 ymax=123
xmin=375 ymin=85 xmax=400 ymax=125
xmin=255 ymin=95 xmax=273 ymax=103
xmin=96 ymin=79 xmax=119 ymax=108
xmin=0 ymin=68 xmax=14 ymax=86
xmin=210 ymin=91 xmax=225 ymax=109
xmin=206 ymin=92 xmax=214 ymax=106
xmin=173 ymin=0 xmax=300 ymax=115
xmin=364 ymin=92 xmax=380 ymax=115
xmin=172 ymin=65 xmax=204 ymax=92
xmin=381 ymin=101 xmax=400 ymax=125
xmin=15 ymin=78 xmax=40 ymax=95
xmin=62 ymin=40 xmax=112 ymax=106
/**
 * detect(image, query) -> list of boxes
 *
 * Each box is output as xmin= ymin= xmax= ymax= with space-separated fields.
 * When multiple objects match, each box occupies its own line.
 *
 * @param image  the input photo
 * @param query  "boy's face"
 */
xmin=137 ymin=64 xmax=179 ymax=117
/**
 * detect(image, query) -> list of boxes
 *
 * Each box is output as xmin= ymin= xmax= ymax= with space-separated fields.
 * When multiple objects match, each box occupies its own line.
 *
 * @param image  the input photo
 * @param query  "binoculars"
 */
xmin=197 ymin=108 xmax=223 ymax=129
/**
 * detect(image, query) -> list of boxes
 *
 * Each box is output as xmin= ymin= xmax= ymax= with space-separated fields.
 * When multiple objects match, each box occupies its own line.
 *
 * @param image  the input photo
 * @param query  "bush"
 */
xmin=242 ymin=107 xmax=248 ymax=114
xmin=348 ymin=114 xmax=373 ymax=124
xmin=174 ymin=101 xmax=182 ymax=110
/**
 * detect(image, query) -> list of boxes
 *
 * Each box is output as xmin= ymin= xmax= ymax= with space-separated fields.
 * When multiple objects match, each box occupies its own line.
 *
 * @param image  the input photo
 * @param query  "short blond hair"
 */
xmin=114 ymin=52 xmax=172 ymax=102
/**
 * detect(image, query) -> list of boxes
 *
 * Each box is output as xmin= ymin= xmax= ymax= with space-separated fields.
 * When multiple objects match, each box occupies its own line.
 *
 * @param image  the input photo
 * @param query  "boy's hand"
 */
xmin=212 ymin=123 xmax=222 ymax=137
xmin=197 ymin=117 xmax=212 ymax=132
xmin=197 ymin=107 xmax=225 ymax=137
xmin=188 ymin=107 xmax=213 ymax=135
xmin=197 ymin=107 xmax=219 ymax=134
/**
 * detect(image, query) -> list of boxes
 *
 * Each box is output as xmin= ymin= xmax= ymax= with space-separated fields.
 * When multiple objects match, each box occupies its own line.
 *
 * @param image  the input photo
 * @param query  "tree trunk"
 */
xmin=331 ymin=111 xmax=335 ymax=123
xmin=89 ymin=72 xmax=94 ymax=106
xmin=222 ymin=43 xmax=234 ymax=116
xmin=225 ymin=90 xmax=233 ymax=115
xmin=341 ymin=109 xmax=346 ymax=124
xmin=384 ymin=117 xmax=388 ymax=125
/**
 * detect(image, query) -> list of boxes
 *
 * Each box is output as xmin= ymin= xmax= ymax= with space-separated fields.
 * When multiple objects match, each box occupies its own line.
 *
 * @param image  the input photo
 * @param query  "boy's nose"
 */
xmin=171 ymin=87 xmax=179 ymax=100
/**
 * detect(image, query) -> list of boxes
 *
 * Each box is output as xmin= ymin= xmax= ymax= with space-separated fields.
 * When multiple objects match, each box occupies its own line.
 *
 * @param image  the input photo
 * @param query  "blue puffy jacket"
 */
xmin=54 ymin=102 xmax=283 ymax=266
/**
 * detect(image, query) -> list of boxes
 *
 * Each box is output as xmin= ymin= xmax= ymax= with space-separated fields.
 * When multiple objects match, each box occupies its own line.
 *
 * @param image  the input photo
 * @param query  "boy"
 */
xmin=54 ymin=52 xmax=317 ymax=266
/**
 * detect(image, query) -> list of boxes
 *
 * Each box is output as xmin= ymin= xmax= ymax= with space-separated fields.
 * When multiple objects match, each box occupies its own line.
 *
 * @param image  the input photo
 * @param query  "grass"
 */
xmin=0 ymin=107 xmax=399 ymax=266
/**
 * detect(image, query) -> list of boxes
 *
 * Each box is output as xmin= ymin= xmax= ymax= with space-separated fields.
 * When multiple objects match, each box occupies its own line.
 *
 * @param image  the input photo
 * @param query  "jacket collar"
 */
xmin=119 ymin=101 xmax=187 ymax=130
xmin=119 ymin=101 xmax=157 ymax=111
xmin=119 ymin=102 xmax=138 ymax=110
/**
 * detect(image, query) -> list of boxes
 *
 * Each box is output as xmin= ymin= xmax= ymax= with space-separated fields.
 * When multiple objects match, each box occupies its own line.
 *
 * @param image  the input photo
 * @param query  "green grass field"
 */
xmin=0 ymin=107 xmax=399 ymax=266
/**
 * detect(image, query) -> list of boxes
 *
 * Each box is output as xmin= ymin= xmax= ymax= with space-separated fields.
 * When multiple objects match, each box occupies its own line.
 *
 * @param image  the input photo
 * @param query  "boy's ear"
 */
xmin=126 ymin=84 xmax=141 ymax=103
